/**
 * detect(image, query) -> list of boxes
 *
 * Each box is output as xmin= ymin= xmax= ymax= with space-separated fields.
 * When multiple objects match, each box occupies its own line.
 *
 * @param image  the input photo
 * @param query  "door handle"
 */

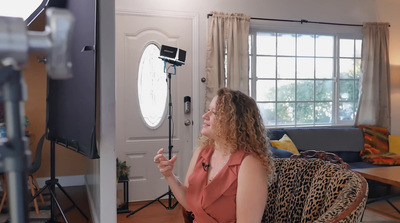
xmin=184 ymin=119 xmax=192 ymax=126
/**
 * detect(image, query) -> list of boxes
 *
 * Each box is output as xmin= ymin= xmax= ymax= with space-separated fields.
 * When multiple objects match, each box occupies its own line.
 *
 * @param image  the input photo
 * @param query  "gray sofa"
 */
xmin=268 ymin=126 xmax=376 ymax=169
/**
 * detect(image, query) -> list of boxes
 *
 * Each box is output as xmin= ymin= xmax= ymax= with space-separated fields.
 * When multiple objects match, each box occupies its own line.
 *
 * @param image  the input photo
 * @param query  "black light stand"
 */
xmin=31 ymin=140 xmax=89 ymax=223
xmin=126 ymin=66 xmax=179 ymax=217
xmin=0 ymin=66 xmax=30 ymax=223
xmin=0 ymin=8 xmax=76 ymax=223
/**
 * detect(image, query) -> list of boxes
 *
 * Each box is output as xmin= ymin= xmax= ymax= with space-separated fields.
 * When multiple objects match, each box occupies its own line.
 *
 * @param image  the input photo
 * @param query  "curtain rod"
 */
xmin=207 ymin=13 xmax=364 ymax=27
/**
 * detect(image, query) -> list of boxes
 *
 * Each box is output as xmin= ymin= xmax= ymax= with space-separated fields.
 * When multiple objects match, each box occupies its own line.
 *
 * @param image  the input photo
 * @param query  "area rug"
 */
xmin=366 ymin=194 xmax=400 ymax=222
xmin=0 ymin=199 xmax=51 ymax=222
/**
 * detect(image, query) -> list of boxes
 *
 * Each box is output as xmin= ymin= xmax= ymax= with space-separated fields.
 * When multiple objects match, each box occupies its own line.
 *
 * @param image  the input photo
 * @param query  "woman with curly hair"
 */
xmin=154 ymin=88 xmax=274 ymax=223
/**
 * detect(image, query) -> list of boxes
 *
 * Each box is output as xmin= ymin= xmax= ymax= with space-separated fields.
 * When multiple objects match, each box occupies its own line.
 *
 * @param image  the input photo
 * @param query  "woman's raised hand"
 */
xmin=154 ymin=148 xmax=177 ymax=178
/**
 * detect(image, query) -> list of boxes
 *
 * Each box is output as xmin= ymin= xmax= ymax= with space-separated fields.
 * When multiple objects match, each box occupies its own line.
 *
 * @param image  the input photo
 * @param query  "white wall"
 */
xmin=86 ymin=0 xmax=116 ymax=223
xmin=89 ymin=1 xmax=400 ymax=222
xmin=375 ymin=0 xmax=400 ymax=135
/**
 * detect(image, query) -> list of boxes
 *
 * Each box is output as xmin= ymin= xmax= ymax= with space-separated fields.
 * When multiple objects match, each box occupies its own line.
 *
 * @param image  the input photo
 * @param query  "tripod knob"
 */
xmin=0 ymin=16 xmax=28 ymax=68
xmin=0 ymin=8 xmax=75 ymax=81
xmin=26 ymin=8 xmax=75 ymax=79
xmin=42 ymin=8 xmax=75 ymax=80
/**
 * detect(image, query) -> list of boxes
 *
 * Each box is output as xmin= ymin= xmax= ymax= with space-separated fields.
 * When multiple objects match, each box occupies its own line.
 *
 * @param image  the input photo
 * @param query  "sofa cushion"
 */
xmin=328 ymin=151 xmax=362 ymax=163
xmin=360 ymin=148 xmax=400 ymax=165
xmin=358 ymin=126 xmax=400 ymax=166
xmin=284 ymin=127 xmax=364 ymax=152
xmin=269 ymin=146 xmax=293 ymax=158
xmin=359 ymin=125 xmax=389 ymax=153
xmin=267 ymin=129 xmax=286 ymax=141
xmin=389 ymin=135 xmax=400 ymax=155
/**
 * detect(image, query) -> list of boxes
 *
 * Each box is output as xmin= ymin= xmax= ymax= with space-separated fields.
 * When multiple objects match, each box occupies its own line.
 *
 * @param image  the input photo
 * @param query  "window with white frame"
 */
xmin=248 ymin=29 xmax=362 ymax=127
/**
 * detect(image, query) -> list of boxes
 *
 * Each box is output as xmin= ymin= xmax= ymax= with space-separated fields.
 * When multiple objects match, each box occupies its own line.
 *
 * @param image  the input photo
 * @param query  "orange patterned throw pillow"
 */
xmin=358 ymin=125 xmax=389 ymax=153
xmin=358 ymin=125 xmax=400 ymax=166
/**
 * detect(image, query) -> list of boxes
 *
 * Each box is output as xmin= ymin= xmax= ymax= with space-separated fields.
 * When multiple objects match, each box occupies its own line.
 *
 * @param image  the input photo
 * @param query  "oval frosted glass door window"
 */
xmin=138 ymin=44 xmax=167 ymax=128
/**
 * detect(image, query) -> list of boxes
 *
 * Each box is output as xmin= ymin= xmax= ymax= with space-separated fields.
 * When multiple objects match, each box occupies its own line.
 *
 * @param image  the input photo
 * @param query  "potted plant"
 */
xmin=116 ymin=158 xmax=130 ymax=212
xmin=116 ymin=158 xmax=130 ymax=180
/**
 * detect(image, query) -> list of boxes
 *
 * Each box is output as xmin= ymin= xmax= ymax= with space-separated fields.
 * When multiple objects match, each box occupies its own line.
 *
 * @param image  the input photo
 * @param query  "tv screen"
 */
xmin=46 ymin=0 xmax=99 ymax=159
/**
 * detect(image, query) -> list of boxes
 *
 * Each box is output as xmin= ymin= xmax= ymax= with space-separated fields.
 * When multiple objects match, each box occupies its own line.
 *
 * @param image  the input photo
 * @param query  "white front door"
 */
xmin=116 ymin=11 xmax=195 ymax=201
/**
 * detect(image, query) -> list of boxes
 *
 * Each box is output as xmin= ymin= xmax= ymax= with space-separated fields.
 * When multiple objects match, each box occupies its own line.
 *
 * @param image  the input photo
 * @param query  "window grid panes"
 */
xmin=249 ymin=32 xmax=361 ymax=127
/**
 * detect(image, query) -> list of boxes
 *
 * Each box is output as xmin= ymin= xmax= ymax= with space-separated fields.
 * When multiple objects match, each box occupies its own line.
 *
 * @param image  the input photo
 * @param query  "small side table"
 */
xmin=117 ymin=176 xmax=130 ymax=213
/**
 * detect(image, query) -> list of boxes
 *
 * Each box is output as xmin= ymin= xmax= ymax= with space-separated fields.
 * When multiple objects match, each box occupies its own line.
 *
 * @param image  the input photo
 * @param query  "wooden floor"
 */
xmin=33 ymin=186 xmax=400 ymax=223
xmin=117 ymin=199 xmax=184 ymax=223
xmin=5 ymin=185 xmax=397 ymax=223
xmin=49 ymin=185 xmax=93 ymax=223
xmin=116 ymin=201 xmax=400 ymax=223
xmin=0 ymin=185 xmax=92 ymax=223
xmin=86 ymin=185 xmax=400 ymax=223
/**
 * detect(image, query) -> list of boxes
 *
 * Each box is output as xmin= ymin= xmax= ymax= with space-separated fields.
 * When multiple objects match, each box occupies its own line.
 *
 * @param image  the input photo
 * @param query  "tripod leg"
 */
xmin=56 ymin=183 xmax=89 ymax=220
xmin=33 ymin=176 xmax=45 ymax=204
xmin=48 ymin=188 xmax=68 ymax=223
xmin=126 ymin=191 xmax=170 ymax=217
xmin=31 ymin=184 xmax=49 ymax=202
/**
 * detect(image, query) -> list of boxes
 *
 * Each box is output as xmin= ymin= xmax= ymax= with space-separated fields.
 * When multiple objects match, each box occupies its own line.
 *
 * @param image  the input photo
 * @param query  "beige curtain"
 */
xmin=205 ymin=11 xmax=250 ymax=108
xmin=355 ymin=22 xmax=391 ymax=130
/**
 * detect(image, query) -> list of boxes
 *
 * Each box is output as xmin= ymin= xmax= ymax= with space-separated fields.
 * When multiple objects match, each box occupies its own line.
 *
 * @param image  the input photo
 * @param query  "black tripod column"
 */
xmin=1 ymin=66 xmax=30 ymax=223
xmin=48 ymin=140 xmax=61 ymax=222
xmin=167 ymin=72 xmax=174 ymax=209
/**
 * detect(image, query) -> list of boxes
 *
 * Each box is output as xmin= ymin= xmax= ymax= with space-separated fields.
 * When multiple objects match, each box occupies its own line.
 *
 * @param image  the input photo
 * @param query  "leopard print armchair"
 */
xmin=264 ymin=150 xmax=368 ymax=223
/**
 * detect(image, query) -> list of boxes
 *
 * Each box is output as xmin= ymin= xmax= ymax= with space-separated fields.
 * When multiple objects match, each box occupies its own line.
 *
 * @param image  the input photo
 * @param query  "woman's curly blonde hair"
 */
xmin=200 ymin=88 xmax=274 ymax=181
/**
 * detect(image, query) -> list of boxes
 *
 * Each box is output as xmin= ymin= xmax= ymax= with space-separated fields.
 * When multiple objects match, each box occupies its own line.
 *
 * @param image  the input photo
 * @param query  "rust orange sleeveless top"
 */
xmin=186 ymin=146 xmax=247 ymax=223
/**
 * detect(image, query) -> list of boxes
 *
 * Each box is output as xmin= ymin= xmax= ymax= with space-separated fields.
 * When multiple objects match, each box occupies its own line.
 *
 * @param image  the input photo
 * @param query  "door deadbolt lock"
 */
xmin=184 ymin=96 xmax=191 ymax=114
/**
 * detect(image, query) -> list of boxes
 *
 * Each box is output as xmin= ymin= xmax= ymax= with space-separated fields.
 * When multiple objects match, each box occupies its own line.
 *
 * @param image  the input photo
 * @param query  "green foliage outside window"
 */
xmin=250 ymin=32 xmax=361 ymax=127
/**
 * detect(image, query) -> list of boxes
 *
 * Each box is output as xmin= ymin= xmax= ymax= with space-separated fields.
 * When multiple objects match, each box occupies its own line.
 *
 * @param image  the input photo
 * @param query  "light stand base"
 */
xmin=31 ymin=178 xmax=89 ymax=223
xmin=31 ymin=141 xmax=89 ymax=223
xmin=126 ymin=190 xmax=179 ymax=217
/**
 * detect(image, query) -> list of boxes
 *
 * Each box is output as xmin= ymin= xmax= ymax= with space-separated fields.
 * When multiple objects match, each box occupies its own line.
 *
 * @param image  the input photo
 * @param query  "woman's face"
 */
xmin=201 ymin=96 xmax=218 ymax=139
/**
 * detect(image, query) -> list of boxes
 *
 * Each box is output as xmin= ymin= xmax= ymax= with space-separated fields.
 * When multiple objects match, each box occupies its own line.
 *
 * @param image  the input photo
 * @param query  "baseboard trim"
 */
xmin=85 ymin=180 xmax=99 ymax=223
xmin=36 ymin=175 xmax=85 ymax=187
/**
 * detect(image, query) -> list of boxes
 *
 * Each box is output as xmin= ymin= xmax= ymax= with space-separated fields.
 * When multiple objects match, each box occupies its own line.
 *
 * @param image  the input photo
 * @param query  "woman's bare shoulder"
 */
xmin=240 ymin=154 xmax=266 ymax=174
xmin=193 ymin=146 xmax=205 ymax=158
